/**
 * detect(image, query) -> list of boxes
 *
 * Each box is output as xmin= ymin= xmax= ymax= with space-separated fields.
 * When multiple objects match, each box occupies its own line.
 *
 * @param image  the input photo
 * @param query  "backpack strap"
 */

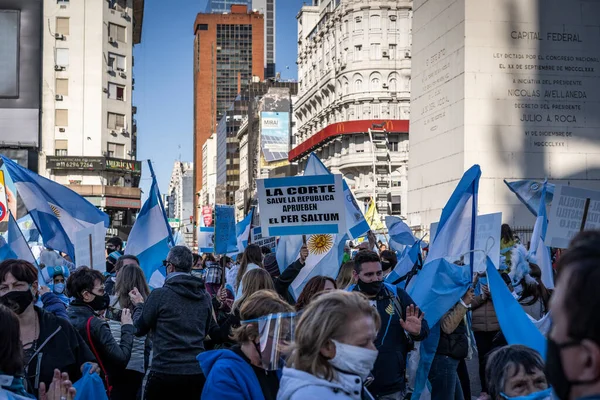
xmin=86 ymin=316 xmax=112 ymax=395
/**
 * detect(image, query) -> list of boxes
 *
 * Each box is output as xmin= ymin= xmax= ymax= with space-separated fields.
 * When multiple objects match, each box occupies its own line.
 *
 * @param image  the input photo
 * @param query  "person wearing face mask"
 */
xmin=199 ymin=290 xmax=295 ymax=399
xmin=67 ymin=267 xmax=134 ymax=396
xmin=348 ymin=250 xmax=429 ymax=400
xmin=38 ymin=265 xmax=71 ymax=319
xmin=545 ymin=230 xmax=600 ymax=400
xmin=278 ymin=290 xmax=381 ymax=400
xmin=379 ymin=251 xmax=398 ymax=281
xmin=0 ymin=260 xmax=97 ymax=397
xmin=485 ymin=345 xmax=550 ymax=400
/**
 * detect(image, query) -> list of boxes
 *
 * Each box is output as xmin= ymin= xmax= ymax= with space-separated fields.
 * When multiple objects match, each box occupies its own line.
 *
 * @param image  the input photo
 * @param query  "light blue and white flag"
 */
xmin=486 ymin=255 xmax=547 ymax=358
xmin=385 ymin=241 xmax=421 ymax=286
xmin=385 ymin=215 xmax=416 ymax=252
xmin=1 ymin=156 xmax=109 ymax=261
xmin=304 ymin=153 xmax=369 ymax=239
xmin=409 ymin=165 xmax=481 ymax=400
xmin=125 ymin=162 xmax=173 ymax=289
xmin=504 ymin=179 xmax=555 ymax=217
xmin=0 ymin=212 xmax=37 ymax=265
xmin=215 ymin=205 xmax=238 ymax=255
xmin=198 ymin=226 xmax=214 ymax=254
xmin=528 ymin=181 xmax=554 ymax=289
xmin=236 ymin=208 xmax=254 ymax=253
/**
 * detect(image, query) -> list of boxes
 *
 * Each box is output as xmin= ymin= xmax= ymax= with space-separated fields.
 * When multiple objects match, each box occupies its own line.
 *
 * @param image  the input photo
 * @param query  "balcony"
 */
xmin=67 ymin=185 xmax=141 ymax=199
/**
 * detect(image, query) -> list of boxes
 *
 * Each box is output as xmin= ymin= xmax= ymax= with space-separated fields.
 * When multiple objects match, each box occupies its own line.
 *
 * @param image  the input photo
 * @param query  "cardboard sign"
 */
xmin=257 ymin=174 xmax=346 ymax=237
xmin=74 ymin=222 xmax=107 ymax=271
xmin=546 ymin=185 xmax=600 ymax=248
xmin=0 ymin=171 xmax=8 ymax=222
xmin=429 ymin=212 xmax=501 ymax=270
xmin=251 ymin=226 xmax=277 ymax=252
xmin=214 ymin=205 xmax=237 ymax=254
xmin=198 ymin=226 xmax=214 ymax=253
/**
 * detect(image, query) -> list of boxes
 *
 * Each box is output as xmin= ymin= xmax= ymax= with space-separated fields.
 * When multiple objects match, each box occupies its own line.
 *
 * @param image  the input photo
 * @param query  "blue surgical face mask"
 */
xmin=53 ymin=283 xmax=65 ymax=294
xmin=500 ymin=387 xmax=554 ymax=400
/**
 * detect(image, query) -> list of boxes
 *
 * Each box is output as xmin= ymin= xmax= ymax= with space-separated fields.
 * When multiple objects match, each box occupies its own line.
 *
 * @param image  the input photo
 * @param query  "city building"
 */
xmin=199 ymin=133 xmax=217 ymax=215
xmin=167 ymin=161 xmax=195 ymax=247
xmin=292 ymin=0 xmax=412 ymax=221
xmin=0 ymin=0 xmax=43 ymax=172
xmin=39 ymin=0 xmax=144 ymax=238
xmin=204 ymin=0 xmax=276 ymax=79
xmin=215 ymin=81 xmax=297 ymax=208
xmin=193 ymin=4 xmax=265 ymax=223
xmin=237 ymin=84 xmax=298 ymax=219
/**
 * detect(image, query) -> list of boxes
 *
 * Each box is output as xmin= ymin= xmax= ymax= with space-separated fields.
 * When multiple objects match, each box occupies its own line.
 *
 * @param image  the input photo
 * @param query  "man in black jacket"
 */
xmin=351 ymin=250 xmax=429 ymax=400
xmin=66 ymin=267 xmax=134 ymax=392
xmin=129 ymin=245 xmax=219 ymax=400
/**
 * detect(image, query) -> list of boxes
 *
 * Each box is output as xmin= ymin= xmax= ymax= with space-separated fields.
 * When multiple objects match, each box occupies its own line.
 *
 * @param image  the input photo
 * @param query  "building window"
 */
xmin=370 ymin=15 xmax=380 ymax=30
xmin=57 ymin=0 xmax=69 ymax=3
xmin=389 ymin=44 xmax=397 ymax=60
xmin=370 ymin=43 xmax=381 ymax=60
xmin=107 ymin=142 xmax=125 ymax=158
xmin=355 ymin=135 xmax=364 ymax=153
xmin=55 ymin=78 xmax=68 ymax=96
xmin=355 ymin=16 xmax=362 ymax=31
xmin=56 ymin=17 xmax=69 ymax=35
xmin=108 ymin=83 xmax=125 ymax=101
xmin=108 ymin=23 xmax=126 ymax=43
xmin=355 ymin=79 xmax=362 ymax=92
xmin=197 ymin=23 xmax=208 ymax=31
xmin=108 ymin=112 xmax=125 ymax=130
xmin=391 ymin=195 xmax=401 ymax=214
xmin=354 ymin=45 xmax=362 ymax=61
xmin=55 ymin=48 xmax=69 ymax=67
xmin=388 ymin=141 xmax=399 ymax=151
xmin=55 ymin=140 xmax=68 ymax=156
xmin=108 ymin=52 xmax=126 ymax=71
xmin=55 ymin=109 xmax=68 ymax=126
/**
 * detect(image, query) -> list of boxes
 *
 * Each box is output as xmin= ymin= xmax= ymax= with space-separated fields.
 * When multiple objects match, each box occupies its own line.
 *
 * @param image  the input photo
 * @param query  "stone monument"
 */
xmin=408 ymin=0 xmax=600 ymax=231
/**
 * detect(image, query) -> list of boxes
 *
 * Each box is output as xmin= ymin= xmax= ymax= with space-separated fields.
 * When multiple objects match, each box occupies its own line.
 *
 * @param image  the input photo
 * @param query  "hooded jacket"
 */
xmin=132 ymin=274 xmax=217 ymax=375
xmin=198 ymin=349 xmax=266 ymax=400
xmin=277 ymin=367 xmax=375 ymax=400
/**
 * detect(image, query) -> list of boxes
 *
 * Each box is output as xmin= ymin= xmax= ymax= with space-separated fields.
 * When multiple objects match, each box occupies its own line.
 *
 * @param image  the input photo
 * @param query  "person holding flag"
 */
xmin=348 ymin=250 xmax=429 ymax=399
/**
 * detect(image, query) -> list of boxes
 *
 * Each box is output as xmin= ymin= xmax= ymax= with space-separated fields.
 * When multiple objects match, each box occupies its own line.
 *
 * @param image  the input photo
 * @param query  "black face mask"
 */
xmin=1 ymin=288 xmax=34 ymax=315
xmin=546 ymin=337 xmax=600 ymax=400
xmin=357 ymin=279 xmax=383 ymax=296
xmin=88 ymin=292 xmax=110 ymax=311
xmin=381 ymin=261 xmax=393 ymax=272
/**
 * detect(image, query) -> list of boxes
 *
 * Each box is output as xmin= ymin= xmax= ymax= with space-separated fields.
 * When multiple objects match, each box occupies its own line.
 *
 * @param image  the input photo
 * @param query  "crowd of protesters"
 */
xmin=1 ymin=225 xmax=599 ymax=400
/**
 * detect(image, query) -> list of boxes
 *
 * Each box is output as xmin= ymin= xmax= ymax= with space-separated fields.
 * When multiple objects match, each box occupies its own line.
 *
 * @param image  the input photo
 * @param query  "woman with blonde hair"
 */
xmin=336 ymin=261 xmax=355 ymax=290
xmin=278 ymin=290 xmax=381 ymax=400
xmin=233 ymin=268 xmax=276 ymax=314
xmin=199 ymin=290 xmax=295 ymax=399
xmin=235 ymin=244 xmax=264 ymax=297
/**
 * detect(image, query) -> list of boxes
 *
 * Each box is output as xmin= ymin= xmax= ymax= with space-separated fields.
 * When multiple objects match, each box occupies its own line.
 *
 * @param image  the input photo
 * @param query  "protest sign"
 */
xmin=430 ymin=212 xmax=501 ymax=270
xmin=214 ymin=205 xmax=237 ymax=254
xmin=198 ymin=226 xmax=214 ymax=253
xmin=257 ymin=174 xmax=346 ymax=237
xmin=546 ymin=185 xmax=600 ymax=248
xmin=252 ymin=226 xmax=277 ymax=252
xmin=74 ymin=222 xmax=106 ymax=271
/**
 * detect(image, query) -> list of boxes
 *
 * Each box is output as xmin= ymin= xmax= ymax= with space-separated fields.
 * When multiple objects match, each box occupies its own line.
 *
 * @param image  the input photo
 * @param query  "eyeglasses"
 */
xmin=162 ymin=260 xmax=174 ymax=268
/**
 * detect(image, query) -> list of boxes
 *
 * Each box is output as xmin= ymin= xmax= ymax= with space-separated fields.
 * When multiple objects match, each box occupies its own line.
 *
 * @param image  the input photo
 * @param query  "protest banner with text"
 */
xmin=257 ymin=174 xmax=346 ymax=236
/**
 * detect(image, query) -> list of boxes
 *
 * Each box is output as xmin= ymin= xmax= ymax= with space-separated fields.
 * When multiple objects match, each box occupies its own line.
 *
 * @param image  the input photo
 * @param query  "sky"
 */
xmin=134 ymin=0 xmax=304 ymax=198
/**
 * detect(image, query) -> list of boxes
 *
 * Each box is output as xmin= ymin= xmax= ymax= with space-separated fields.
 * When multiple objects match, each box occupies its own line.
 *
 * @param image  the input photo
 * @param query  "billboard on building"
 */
xmin=260 ymin=112 xmax=289 ymax=163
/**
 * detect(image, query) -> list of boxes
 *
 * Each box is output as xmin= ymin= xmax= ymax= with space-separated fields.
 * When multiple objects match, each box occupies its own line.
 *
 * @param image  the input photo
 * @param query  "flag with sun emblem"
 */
xmin=1 ymin=156 xmax=109 ymax=262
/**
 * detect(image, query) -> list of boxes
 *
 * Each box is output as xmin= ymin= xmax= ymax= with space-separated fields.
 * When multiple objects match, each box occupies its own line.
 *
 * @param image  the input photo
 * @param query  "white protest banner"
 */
xmin=430 ymin=212 xmax=501 ymax=270
xmin=257 ymin=174 xmax=346 ymax=237
xmin=252 ymin=226 xmax=277 ymax=252
xmin=74 ymin=221 xmax=107 ymax=271
xmin=546 ymin=185 xmax=600 ymax=249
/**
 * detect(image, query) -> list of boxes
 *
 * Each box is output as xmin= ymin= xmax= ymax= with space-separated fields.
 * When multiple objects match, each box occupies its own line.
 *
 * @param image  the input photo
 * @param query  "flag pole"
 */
xmin=147 ymin=160 xmax=175 ymax=247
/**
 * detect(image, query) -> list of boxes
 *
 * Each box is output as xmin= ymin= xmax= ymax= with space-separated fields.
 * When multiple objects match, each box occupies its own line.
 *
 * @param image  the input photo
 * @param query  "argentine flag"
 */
xmin=1 ymin=156 xmax=109 ymax=261
xmin=504 ymin=179 xmax=555 ymax=217
xmin=126 ymin=162 xmax=173 ymax=289
xmin=277 ymin=154 xmax=347 ymax=298
xmin=528 ymin=181 xmax=554 ymax=289
xmin=385 ymin=215 xmax=416 ymax=252
xmin=408 ymin=165 xmax=481 ymax=400
xmin=0 ymin=212 xmax=37 ymax=265
xmin=304 ymin=153 xmax=369 ymax=239
xmin=236 ymin=208 xmax=253 ymax=253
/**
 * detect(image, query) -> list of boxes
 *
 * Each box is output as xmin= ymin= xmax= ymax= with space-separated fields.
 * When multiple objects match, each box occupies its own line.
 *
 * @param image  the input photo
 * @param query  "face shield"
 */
xmin=243 ymin=312 xmax=298 ymax=370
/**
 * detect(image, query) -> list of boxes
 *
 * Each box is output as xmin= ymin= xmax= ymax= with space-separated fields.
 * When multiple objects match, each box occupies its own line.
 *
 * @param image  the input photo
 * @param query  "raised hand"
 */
xmin=39 ymin=369 xmax=76 ymax=400
xmin=128 ymin=287 xmax=144 ymax=305
xmin=400 ymin=304 xmax=424 ymax=336
xmin=299 ymin=245 xmax=309 ymax=263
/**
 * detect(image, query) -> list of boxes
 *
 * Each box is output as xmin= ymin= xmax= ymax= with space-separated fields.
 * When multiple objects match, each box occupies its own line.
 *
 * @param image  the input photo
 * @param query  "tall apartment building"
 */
xmin=193 ymin=4 xmax=264 ymax=221
xmin=204 ymin=0 xmax=275 ymax=79
xmin=293 ymin=0 xmax=411 ymax=219
xmin=40 ymin=0 xmax=144 ymax=237
xmin=167 ymin=161 xmax=195 ymax=247
xmin=200 ymin=133 xmax=217 ymax=210
xmin=0 ymin=0 xmax=43 ymax=172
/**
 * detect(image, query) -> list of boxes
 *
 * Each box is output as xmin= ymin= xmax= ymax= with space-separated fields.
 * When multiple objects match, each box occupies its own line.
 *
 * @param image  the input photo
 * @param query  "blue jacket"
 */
xmin=349 ymin=282 xmax=429 ymax=396
xmin=198 ymin=349 xmax=265 ymax=400
xmin=40 ymin=292 xmax=68 ymax=320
